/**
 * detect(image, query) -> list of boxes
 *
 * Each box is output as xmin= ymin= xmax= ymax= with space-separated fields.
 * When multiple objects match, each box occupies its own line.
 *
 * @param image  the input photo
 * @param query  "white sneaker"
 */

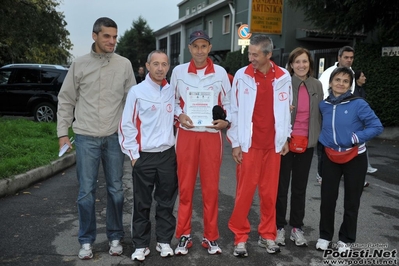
xmin=275 ymin=228 xmax=286 ymax=246
xmin=156 ymin=243 xmax=174 ymax=257
xmin=233 ymin=242 xmax=248 ymax=257
xmin=316 ymin=238 xmax=330 ymax=251
xmin=109 ymin=240 xmax=123 ymax=256
xmin=201 ymin=237 xmax=222 ymax=254
xmin=175 ymin=235 xmax=192 ymax=255
xmin=78 ymin=243 xmax=93 ymax=260
xmin=367 ymin=167 xmax=377 ymax=173
xmin=258 ymin=237 xmax=280 ymax=254
xmin=131 ymin=247 xmax=150 ymax=261
xmin=290 ymin=228 xmax=308 ymax=247
xmin=337 ymin=241 xmax=350 ymax=253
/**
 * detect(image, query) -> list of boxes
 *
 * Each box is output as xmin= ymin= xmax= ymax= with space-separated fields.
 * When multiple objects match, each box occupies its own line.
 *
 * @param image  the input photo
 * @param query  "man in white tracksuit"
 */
xmin=227 ymin=34 xmax=292 ymax=257
xmin=171 ymin=30 xmax=231 ymax=256
xmin=119 ymin=50 xmax=177 ymax=262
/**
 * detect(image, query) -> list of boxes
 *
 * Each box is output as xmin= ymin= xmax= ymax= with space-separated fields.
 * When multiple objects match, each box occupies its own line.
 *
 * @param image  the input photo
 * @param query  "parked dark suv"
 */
xmin=0 ymin=64 xmax=68 ymax=122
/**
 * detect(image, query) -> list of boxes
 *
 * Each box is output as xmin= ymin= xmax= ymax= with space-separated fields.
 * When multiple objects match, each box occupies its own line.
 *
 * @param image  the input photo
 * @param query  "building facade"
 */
xmin=155 ymin=0 xmax=365 ymax=76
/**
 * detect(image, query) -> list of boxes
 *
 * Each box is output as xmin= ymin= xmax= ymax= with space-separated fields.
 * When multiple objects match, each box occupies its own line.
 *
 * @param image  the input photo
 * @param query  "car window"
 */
xmin=0 ymin=70 xmax=12 ymax=85
xmin=41 ymin=70 xmax=60 ymax=84
xmin=13 ymin=69 xmax=40 ymax=84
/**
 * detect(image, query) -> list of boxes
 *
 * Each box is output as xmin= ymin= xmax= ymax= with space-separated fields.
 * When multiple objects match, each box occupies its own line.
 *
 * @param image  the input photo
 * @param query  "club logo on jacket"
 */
xmin=166 ymin=104 xmax=172 ymax=113
xmin=208 ymin=86 xmax=214 ymax=90
xmin=244 ymin=88 xmax=249 ymax=94
xmin=151 ymin=105 xmax=157 ymax=111
xmin=278 ymin=92 xmax=288 ymax=101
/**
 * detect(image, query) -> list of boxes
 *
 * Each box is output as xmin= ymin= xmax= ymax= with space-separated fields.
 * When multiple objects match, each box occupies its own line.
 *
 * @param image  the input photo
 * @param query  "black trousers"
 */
xmin=317 ymin=141 xmax=324 ymax=176
xmin=131 ymin=147 xmax=178 ymax=248
xmin=276 ymin=148 xmax=314 ymax=228
xmin=319 ymin=151 xmax=367 ymax=243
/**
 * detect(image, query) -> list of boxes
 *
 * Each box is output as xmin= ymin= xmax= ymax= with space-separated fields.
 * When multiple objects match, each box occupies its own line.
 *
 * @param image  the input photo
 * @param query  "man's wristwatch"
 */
xmin=225 ymin=120 xmax=231 ymax=129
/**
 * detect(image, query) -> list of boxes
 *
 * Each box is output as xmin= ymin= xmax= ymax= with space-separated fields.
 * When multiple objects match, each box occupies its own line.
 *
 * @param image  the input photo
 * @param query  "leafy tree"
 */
xmin=115 ymin=16 xmax=156 ymax=72
xmin=287 ymin=0 xmax=399 ymax=44
xmin=0 ymin=0 xmax=72 ymax=65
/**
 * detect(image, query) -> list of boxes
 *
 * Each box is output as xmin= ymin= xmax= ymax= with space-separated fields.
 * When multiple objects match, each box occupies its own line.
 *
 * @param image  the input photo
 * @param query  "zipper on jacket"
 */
xmin=332 ymin=105 xmax=338 ymax=149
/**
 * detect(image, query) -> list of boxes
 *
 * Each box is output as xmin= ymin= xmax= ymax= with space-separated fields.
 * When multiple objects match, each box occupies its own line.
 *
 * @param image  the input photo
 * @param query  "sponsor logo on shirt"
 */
xmin=166 ymin=104 xmax=172 ymax=113
xmin=278 ymin=92 xmax=288 ymax=101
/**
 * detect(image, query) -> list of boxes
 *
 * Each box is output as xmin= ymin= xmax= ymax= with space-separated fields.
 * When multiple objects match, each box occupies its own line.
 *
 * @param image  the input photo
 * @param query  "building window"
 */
xmin=170 ymin=32 xmax=181 ymax=67
xmin=186 ymin=7 xmax=189 ymax=16
xmin=223 ymin=14 xmax=231 ymax=34
xmin=197 ymin=4 xmax=202 ymax=10
xmin=192 ymin=7 xmax=196 ymax=13
xmin=208 ymin=20 xmax=213 ymax=38
xmin=159 ymin=38 xmax=167 ymax=53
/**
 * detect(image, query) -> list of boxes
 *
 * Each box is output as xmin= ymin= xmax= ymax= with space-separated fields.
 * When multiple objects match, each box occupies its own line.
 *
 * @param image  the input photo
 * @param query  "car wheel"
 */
xmin=33 ymin=102 xmax=56 ymax=122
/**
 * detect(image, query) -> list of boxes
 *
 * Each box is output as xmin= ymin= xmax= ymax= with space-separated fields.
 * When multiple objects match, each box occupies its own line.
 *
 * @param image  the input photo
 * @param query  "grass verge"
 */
xmin=0 ymin=117 xmax=72 ymax=179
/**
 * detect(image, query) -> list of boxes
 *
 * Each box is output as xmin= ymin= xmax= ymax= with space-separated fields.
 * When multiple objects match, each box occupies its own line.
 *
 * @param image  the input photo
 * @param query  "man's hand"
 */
xmin=179 ymin=113 xmax=194 ymax=129
xmin=232 ymin=147 xmax=243 ymax=164
xmin=131 ymin=159 xmax=137 ymax=167
xmin=206 ymin=119 xmax=229 ymax=130
xmin=58 ymin=136 xmax=73 ymax=153
xmin=280 ymin=141 xmax=289 ymax=156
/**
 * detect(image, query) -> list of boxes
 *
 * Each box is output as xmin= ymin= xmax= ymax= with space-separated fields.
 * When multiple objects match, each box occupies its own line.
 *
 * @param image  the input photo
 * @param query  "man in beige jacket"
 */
xmin=57 ymin=17 xmax=135 ymax=260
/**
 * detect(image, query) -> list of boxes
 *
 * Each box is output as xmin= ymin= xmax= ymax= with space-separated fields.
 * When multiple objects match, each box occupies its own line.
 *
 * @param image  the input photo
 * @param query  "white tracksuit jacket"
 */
xmin=171 ymin=58 xmax=231 ymax=132
xmin=118 ymin=74 xmax=175 ymax=160
xmin=227 ymin=63 xmax=292 ymax=153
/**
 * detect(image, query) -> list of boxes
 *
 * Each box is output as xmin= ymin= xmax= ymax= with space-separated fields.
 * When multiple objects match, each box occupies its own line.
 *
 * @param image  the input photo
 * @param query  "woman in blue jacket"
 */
xmin=316 ymin=67 xmax=383 ymax=253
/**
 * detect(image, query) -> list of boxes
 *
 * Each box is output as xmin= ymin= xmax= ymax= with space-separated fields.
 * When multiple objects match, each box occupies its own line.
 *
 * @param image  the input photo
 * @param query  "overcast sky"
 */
xmin=57 ymin=0 xmax=181 ymax=58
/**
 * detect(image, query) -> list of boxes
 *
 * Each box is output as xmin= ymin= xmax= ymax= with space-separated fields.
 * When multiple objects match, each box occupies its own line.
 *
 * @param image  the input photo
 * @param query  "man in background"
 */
xmin=135 ymin=66 xmax=146 ymax=84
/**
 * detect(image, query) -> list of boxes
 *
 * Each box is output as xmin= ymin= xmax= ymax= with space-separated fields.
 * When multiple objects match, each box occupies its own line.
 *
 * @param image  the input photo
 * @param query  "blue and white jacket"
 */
xmin=319 ymin=92 xmax=383 ymax=153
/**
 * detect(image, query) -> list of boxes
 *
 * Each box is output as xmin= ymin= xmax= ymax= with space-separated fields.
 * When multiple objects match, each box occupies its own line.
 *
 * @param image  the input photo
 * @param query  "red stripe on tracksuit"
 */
xmin=175 ymin=128 xmax=222 ymax=241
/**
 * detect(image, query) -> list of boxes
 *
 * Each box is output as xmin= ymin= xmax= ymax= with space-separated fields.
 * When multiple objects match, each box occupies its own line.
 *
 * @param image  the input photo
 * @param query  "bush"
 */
xmin=220 ymin=48 xmax=248 ymax=75
xmin=353 ymin=43 xmax=399 ymax=126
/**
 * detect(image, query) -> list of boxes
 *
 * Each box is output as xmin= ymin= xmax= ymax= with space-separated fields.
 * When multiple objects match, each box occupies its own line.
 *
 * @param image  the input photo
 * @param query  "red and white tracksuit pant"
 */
xmin=175 ymin=128 xmax=222 ymax=241
xmin=228 ymin=147 xmax=281 ymax=244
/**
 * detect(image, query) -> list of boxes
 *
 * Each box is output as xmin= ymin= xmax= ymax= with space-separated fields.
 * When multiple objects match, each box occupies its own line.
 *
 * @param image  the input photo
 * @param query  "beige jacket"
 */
xmin=57 ymin=45 xmax=135 ymax=137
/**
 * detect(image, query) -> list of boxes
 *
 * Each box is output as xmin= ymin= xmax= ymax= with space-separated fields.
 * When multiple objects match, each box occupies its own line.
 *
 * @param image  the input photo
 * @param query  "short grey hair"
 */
xmin=250 ymin=34 xmax=274 ymax=55
xmin=147 ymin=50 xmax=169 ymax=64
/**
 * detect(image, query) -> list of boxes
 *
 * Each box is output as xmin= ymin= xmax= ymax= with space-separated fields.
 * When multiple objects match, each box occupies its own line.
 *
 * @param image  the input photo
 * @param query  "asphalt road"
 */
xmin=0 ymin=137 xmax=398 ymax=266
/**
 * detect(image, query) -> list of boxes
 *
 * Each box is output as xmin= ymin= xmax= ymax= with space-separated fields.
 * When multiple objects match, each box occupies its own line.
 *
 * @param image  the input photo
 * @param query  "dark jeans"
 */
xmin=132 ymin=147 xmax=178 ymax=248
xmin=276 ymin=148 xmax=314 ymax=229
xmin=319 ymin=151 xmax=367 ymax=243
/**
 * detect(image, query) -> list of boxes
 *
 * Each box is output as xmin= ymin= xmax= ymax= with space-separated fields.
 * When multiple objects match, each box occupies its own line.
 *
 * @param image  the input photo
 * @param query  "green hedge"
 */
xmin=353 ymin=43 xmax=399 ymax=126
xmin=220 ymin=48 xmax=248 ymax=76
